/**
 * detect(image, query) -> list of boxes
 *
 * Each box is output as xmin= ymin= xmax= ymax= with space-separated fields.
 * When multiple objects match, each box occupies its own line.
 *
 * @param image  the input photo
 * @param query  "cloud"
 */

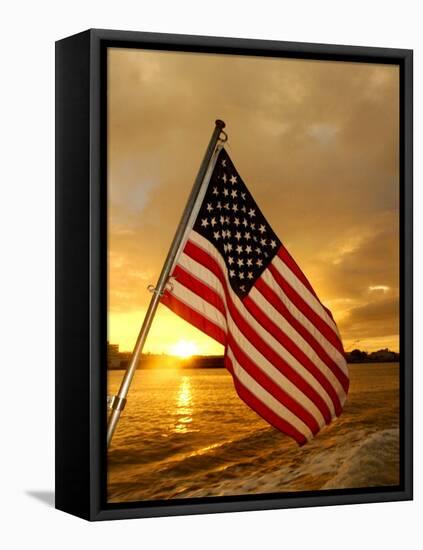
xmin=107 ymin=48 xmax=400 ymax=352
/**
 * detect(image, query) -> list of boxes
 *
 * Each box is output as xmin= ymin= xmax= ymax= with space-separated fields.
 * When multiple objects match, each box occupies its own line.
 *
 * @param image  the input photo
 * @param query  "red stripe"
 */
xmin=172 ymin=264 xmax=226 ymax=316
xmin=277 ymin=245 xmax=335 ymax=321
xmin=243 ymin=294 xmax=343 ymax=416
xmin=268 ymin=262 xmax=345 ymax=356
xmin=255 ymin=277 xmax=349 ymax=393
xmin=227 ymin=335 xmax=321 ymax=434
xmin=182 ymin=240 xmax=333 ymax=424
xmin=225 ymin=356 xmax=308 ymax=446
xmin=161 ymin=291 xmax=227 ymax=346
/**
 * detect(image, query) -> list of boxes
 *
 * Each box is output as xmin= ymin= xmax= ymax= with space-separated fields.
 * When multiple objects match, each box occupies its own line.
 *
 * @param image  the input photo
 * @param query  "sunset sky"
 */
xmin=107 ymin=48 xmax=399 ymax=355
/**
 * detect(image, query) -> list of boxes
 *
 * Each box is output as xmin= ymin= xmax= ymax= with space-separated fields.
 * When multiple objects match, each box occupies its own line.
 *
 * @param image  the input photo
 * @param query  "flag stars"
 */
xmin=193 ymin=150 xmax=281 ymax=299
xmin=222 ymin=159 xmax=227 ymax=167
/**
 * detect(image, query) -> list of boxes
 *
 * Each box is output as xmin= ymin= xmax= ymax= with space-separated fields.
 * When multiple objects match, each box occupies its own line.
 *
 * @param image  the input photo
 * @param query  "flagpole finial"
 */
xmin=215 ymin=119 xmax=226 ymax=129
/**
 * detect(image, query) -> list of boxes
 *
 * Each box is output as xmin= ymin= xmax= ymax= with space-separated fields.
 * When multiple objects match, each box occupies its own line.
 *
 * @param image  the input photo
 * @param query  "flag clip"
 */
xmin=147 ymin=284 xmax=165 ymax=296
xmin=107 ymin=395 xmax=127 ymax=412
xmin=218 ymin=128 xmax=228 ymax=143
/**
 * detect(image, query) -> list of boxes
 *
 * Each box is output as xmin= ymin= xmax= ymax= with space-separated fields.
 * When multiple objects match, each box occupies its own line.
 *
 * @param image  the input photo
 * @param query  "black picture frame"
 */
xmin=55 ymin=28 xmax=413 ymax=521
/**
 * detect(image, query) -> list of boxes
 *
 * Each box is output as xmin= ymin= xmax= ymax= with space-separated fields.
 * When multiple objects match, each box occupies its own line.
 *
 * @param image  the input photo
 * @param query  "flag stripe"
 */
xmin=277 ymin=245 xmax=335 ymax=321
xmin=180 ymin=237 xmax=334 ymax=423
xmin=172 ymin=264 xmax=227 ymax=316
xmin=259 ymin=269 xmax=348 ymax=377
xmin=255 ymin=277 xmax=349 ymax=389
xmin=243 ymin=294 xmax=344 ymax=416
xmin=228 ymin=334 xmax=322 ymax=434
xmin=177 ymin=244 xmax=346 ymax=406
xmin=268 ymin=260 xmax=345 ymax=355
xmin=272 ymin=254 xmax=340 ymax=336
xmin=249 ymin=284 xmax=347 ymax=399
xmin=225 ymin=353 xmax=310 ymax=445
xmin=170 ymin=259 xmax=328 ymax=426
xmin=161 ymin=291 xmax=227 ymax=346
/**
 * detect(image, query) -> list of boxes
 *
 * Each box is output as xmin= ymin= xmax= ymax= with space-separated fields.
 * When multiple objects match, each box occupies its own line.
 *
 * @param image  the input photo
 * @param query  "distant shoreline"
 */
xmin=108 ymin=352 xmax=400 ymax=371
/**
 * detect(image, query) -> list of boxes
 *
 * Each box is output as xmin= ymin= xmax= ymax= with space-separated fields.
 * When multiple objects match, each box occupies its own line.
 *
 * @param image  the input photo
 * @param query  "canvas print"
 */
xmin=106 ymin=48 xmax=399 ymax=503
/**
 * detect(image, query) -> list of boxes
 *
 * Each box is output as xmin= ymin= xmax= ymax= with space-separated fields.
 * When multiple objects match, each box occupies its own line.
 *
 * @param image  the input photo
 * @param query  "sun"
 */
xmin=169 ymin=340 xmax=198 ymax=359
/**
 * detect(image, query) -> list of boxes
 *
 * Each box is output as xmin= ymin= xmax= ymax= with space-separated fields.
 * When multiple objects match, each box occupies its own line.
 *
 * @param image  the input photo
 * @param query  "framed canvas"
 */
xmin=55 ymin=29 xmax=413 ymax=521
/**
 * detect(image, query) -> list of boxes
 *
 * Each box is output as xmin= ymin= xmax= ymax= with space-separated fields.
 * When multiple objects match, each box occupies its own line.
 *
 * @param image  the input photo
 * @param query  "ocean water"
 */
xmin=107 ymin=363 xmax=399 ymax=503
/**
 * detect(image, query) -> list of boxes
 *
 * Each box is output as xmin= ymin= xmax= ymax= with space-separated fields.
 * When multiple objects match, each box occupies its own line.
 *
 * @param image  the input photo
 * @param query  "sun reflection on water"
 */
xmin=175 ymin=376 xmax=193 ymax=433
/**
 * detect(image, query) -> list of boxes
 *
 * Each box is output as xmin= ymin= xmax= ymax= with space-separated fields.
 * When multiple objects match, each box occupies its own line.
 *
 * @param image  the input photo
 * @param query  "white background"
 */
xmin=0 ymin=1 xmax=420 ymax=548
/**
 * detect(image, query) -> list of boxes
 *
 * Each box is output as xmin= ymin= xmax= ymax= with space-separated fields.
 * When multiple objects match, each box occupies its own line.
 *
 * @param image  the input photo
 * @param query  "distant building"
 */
xmin=369 ymin=348 xmax=399 ymax=362
xmin=107 ymin=342 xmax=121 ymax=369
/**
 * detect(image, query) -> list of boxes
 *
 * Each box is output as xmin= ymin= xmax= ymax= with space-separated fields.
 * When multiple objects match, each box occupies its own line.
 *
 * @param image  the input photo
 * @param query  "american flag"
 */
xmin=161 ymin=148 xmax=349 ymax=445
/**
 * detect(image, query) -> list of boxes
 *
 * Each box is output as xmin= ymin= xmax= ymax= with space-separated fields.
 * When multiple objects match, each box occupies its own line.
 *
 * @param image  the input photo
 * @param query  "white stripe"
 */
xmin=227 ymin=347 xmax=313 ymax=441
xmin=249 ymin=286 xmax=347 ymax=402
xmin=169 ymin=278 xmax=227 ymax=333
xmin=272 ymin=254 xmax=340 ymax=336
xmin=261 ymin=268 xmax=348 ymax=375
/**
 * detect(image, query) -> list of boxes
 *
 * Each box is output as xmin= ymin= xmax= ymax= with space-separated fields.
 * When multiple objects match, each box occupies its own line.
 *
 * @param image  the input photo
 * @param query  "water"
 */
xmin=107 ymin=363 xmax=399 ymax=502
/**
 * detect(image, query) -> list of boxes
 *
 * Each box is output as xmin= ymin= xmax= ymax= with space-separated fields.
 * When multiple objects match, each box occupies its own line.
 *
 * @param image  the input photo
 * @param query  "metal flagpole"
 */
xmin=107 ymin=119 xmax=227 ymax=447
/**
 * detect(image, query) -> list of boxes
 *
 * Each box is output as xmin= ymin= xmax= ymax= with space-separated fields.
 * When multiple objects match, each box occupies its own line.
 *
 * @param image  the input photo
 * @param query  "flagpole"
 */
xmin=107 ymin=119 xmax=227 ymax=447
